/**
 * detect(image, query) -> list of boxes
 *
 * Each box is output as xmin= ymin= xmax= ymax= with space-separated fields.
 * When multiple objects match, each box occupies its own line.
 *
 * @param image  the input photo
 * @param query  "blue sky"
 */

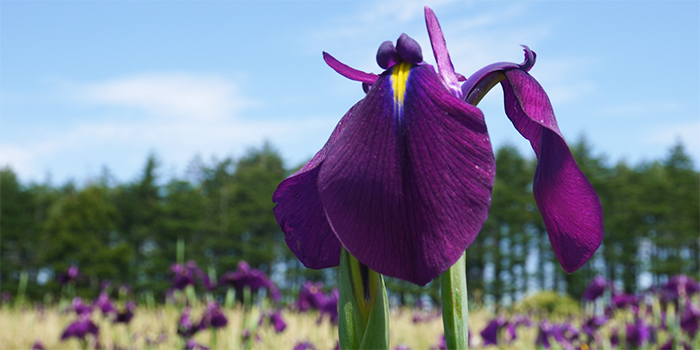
xmin=2 ymin=1 xmax=699 ymax=185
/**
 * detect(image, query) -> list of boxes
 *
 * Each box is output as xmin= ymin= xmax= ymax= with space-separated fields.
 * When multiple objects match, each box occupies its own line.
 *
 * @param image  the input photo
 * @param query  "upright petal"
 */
xmin=272 ymin=107 xmax=357 ymax=269
xmin=501 ymin=69 xmax=603 ymax=273
xmin=424 ymin=7 xmax=461 ymax=98
xmin=318 ymin=63 xmax=495 ymax=285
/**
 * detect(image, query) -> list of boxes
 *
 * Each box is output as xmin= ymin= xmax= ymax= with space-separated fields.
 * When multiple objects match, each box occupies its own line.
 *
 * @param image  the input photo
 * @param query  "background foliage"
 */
xmin=2 ymin=139 xmax=698 ymax=305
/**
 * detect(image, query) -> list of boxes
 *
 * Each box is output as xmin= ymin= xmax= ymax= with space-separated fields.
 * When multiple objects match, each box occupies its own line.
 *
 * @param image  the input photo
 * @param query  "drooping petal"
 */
xmin=272 ymin=106 xmax=358 ymax=269
xmin=501 ymin=69 xmax=603 ymax=273
xmin=318 ymin=63 xmax=495 ymax=286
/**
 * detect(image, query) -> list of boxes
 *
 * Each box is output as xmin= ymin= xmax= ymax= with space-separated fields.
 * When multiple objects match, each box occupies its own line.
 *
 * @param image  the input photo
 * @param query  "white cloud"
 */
xmin=2 ymin=72 xmax=339 ymax=183
xmin=646 ymin=120 xmax=700 ymax=151
xmin=598 ymin=101 xmax=683 ymax=118
xmin=76 ymin=73 xmax=253 ymax=121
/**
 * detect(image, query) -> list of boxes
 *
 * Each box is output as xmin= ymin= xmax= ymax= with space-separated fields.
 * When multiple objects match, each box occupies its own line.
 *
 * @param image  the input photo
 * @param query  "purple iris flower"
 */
xmin=665 ymin=274 xmax=700 ymax=299
xmin=93 ymin=292 xmax=116 ymax=316
xmin=625 ymin=319 xmax=651 ymax=348
xmin=198 ymin=302 xmax=228 ymax=330
xmin=581 ymin=316 xmax=607 ymax=338
xmin=583 ymin=275 xmax=607 ymax=301
xmin=218 ymin=261 xmax=281 ymax=302
xmin=660 ymin=336 xmax=693 ymax=350
xmin=536 ymin=320 xmax=577 ymax=350
xmin=504 ymin=315 xmax=531 ymax=342
xmin=57 ymin=265 xmax=80 ymax=285
xmin=318 ymin=288 xmax=339 ymax=325
xmin=114 ymin=301 xmax=136 ymax=324
xmin=70 ymin=297 xmax=93 ymax=316
xmin=170 ymin=261 xmax=202 ymax=290
xmin=273 ymin=7 xmax=603 ymax=285
xmin=177 ymin=307 xmax=199 ymax=339
xmin=297 ymin=281 xmax=327 ymax=311
xmin=610 ymin=293 xmax=638 ymax=310
xmin=61 ymin=314 xmax=99 ymax=341
xmin=480 ymin=316 xmax=506 ymax=345
xmin=430 ymin=334 xmax=447 ymax=350
xmin=261 ymin=309 xmax=287 ymax=333
xmin=293 ymin=341 xmax=318 ymax=350
xmin=681 ymin=302 xmax=699 ymax=337
xmin=184 ymin=339 xmax=210 ymax=350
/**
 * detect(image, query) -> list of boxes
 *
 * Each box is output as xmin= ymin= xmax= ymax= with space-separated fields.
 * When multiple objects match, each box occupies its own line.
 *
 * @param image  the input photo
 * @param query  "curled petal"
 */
xmin=502 ymin=69 xmax=603 ymax=273
xmin=318 ymin=64 xmax=495 ymax=285
xmin=462 ymin=46 xmax=535 ymax=104
xmin=272 ymin=107 xmax=358 ymax=269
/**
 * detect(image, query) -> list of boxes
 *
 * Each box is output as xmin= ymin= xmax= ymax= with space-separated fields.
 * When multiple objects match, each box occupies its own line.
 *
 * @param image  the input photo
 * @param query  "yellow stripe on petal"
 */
xmin=391 ymin=62 xmax=412 ymax=110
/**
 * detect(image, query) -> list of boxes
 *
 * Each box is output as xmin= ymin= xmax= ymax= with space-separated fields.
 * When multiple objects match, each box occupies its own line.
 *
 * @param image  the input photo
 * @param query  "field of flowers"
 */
xmin=1 ymin=262 xmax=699 ymax=350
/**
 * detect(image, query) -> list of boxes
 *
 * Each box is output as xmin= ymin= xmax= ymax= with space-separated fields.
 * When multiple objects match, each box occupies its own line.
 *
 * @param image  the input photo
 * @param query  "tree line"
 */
xmin=1 ymin=140 xmax=698 ymax=305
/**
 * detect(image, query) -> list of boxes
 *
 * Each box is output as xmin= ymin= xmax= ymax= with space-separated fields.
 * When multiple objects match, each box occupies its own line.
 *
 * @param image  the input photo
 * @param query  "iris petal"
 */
xmin=272 ymin=107 xmax=358 ymax=269
xmin=317 ymin=64 xmax=495 ymax=285
xmin=502 ymin=69 xmax=603 ymax=273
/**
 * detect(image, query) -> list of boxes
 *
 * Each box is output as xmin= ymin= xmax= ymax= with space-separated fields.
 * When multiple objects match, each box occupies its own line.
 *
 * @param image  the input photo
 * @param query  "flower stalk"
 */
xmin=440 ymin=252 xmax=469 ymax=350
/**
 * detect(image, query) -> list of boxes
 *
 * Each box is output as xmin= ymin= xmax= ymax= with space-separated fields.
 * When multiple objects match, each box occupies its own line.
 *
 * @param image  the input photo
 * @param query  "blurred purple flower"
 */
xmin=610 ymin=326 xmax=619 ymax=348
xmin=170 ymin=261 xmax=202 ymax=291
xmin=429 ymin=334 xmax=447 ymax=350
xmin=261 ymin=309 xmax=287 ymax=333
xmin=297 ymin=281 xmax=327 ymax=311
xmin=177 ymin=307 xmax=198 ymax=339
xmin=581 ymin=316 xmax=607 ymax=338
xmin=610 ymin=293 xmax=638 ymax=309
xmin=218 ymin=261 xmax=281 ymax=302
xmin=1 ymin=291 xmax=11 ymax=305
xmin=114 ymin=301 xmax=136 ymax=324
xmin=184 ymin=339 xmax=210 ymax=350
xmin=198 ymin=302 xmax=228 ymax=330
xmin=625 ymin=319 xmax=651 ymax=348
xmin=318 ymin=288 xmax=339 ymax=325
xmin=665 ymin=275 xmax=700 ymax=299
xmin=57 ymin=265 xmax=80 ymax=285
xmin=31 ymin=340 xmax=45 ymax=350
xmin=293 ymin=341 xmax=317 ymax=350
xmin=536 ymin=321 xmax=579 ymax=350
xmin=480 ymin=316 xmax=506 ymax=346
xmin=273 ymin=6 xmax=602 ymax=286
xmin=660 ymin=336 xmax=693 ymax=350
xmin=61 ymin=314 xmax=99 ymax=341
xmin=70 ymin=297 xmax=93 ymax=316
xmin=681 ymin=302 xmax=699 ymax=337
xmin=582 ymin=275 xmax=607 ymax=301
xmin=93 ymin=292 xmax=116 ymax=316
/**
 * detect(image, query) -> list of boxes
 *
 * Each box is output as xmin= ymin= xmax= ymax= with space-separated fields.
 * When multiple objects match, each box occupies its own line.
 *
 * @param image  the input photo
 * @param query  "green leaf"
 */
xmin=441 ymin=251 xmax=469 ymax=350
xmin=338 ymin=248 xmax=389 ymax=350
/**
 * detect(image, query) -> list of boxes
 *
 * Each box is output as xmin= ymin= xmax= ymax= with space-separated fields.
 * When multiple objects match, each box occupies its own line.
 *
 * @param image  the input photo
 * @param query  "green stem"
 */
xmin=440 ymin=251 xmax=469 ymax=350
xmin=177 ymin=237 xmax=185 ymax=265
